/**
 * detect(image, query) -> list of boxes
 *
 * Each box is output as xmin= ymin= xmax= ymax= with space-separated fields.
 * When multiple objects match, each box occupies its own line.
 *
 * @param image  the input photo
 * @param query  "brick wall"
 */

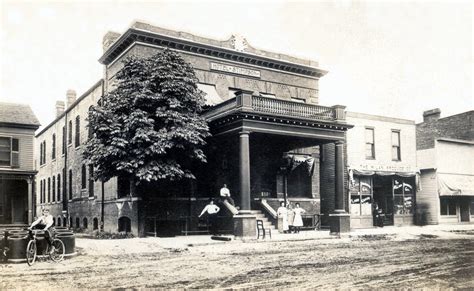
xmin=416 ymin=110 xmax=474 ymax=150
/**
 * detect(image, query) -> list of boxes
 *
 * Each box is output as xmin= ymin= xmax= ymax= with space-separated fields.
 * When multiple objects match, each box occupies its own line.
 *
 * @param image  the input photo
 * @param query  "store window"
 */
xmin=350 ymin=176 xmax=373 ymax=216
xmin=440 ymin=197 xmax=457 ymax=216
xmin=365 ymin=128 xmax=375 ymax=159
xmin=391 ymin=130 xmax=401 ymax=161
xmin=393 ymin=177 xmax=415 ymax=214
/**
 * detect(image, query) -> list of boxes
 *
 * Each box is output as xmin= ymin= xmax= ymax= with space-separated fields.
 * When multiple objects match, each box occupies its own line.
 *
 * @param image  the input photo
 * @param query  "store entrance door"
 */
xmin=373 ymin=176 xmax=394 ymax=226
xmin=460 ymin=197 xmax=470 ymax=222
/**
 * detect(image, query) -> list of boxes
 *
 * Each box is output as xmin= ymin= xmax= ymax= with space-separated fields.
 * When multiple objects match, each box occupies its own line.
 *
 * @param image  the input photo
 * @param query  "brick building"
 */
xmin=0 ymin=102 xmax=40 ymax=225
xmin=36 ymin=21 xmax=352 ymax=236
xmin=416 ymin=109 xmax=474 ymax=224
xmin=346 ymin=112 xmax=418 ymax=228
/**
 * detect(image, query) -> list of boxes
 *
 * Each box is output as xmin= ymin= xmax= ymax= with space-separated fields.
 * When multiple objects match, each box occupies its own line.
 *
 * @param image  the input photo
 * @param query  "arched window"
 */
xmin=52 ymin=176 xmax=56 ymax=202
xmin=93 ymin=218 xmax=99 ymax=230
xmin=75 ymin=115 xmax=80 ymax=147
xmin=57 ymin=174 xmax=61 ymax=201
xmin=69 ymin=169 xmax=73 ymax=200
xmin=57 ymin=216 xmax=62 ymax=226
xmin=52 ymin=134 xmax=56 ymax=160
xmin=83 ymin=217 xmax=88 ymax=229
xmin=52 ymin=217 xmax=56 ymax=226
xmin=81 ymin=164 xmax=87 ymax=189
xmin=118 ymin=217 xmax=131 ymax=233
xmin=75 ymin=217 xmax=80 ymax=229
xmin=68 ymin=121 xmax=73 ymax=145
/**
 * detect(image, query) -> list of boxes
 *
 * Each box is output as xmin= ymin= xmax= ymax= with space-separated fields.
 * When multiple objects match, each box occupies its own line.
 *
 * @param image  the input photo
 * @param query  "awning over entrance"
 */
xmin=438 ymin=173 xmax=474 ymax=196
xmin=283 ymin=154 xmax=315 ymax=176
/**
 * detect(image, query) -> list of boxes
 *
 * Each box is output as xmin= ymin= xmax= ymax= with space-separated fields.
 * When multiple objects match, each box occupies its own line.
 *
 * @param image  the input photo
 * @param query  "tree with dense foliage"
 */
xmin=84 ymin=49 xmax=210 ymax=191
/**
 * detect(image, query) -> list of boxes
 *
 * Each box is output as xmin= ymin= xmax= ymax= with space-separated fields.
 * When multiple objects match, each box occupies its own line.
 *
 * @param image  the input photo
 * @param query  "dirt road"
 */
xmin=1 ymin=233 xmax=473 ymax=289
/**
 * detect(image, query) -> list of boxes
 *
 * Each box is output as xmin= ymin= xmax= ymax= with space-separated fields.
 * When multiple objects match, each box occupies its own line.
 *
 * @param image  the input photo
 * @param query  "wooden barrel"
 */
xmin=6 ymin=234 xmax=28 ymax=263
xmin=56 ymin=232 xmax=75 ymax=255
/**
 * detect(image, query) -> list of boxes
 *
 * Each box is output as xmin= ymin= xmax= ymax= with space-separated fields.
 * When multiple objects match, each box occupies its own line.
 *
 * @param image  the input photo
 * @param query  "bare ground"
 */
xmin=1 ymin=231 xmax=473 ymax=289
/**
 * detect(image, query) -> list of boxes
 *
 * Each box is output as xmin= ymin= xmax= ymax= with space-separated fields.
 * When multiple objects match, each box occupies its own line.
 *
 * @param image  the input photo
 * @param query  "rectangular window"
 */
xmin=62 ymin=126 xmax=66 ymax=154
xmin=43 ymin=141 xmax=46 ymax=165
xmin=391 ymin=130 xmax=401 ymax=161
xmin=68 ymin=121 xmax=73 ymax=145
xmin=440 ymin=197 xmax=457 ymax=216
xmin=0 ymin=137 xmax=19 ymax=167
xmin=81 ymin=165 xmax=87 ymax=189
xmin=117 ymin=176 xmax=130 ymax=198
xmin=89 ymin=165 xmax=94 ymax=197
xmin=47 ymin=178 xmax=51 ymax=203
xmin=57 ymin=174 xmax=61 ymax=202
xmin=69 ymin=170 xmax=73 ymax=200
xmin=75 ymin=116 xmax=81 ymax=147
xmin=52 ymin=176 xmax=56 ymax=202
xmin=365 ymin=128 xmax=375 ymax=159
xmin=52 ymin=134 xmax=56 ymax=160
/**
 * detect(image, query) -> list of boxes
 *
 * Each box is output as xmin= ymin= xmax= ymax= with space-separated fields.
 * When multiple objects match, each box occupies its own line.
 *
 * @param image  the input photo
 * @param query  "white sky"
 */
xmin=1 ymin=0 xmax=473 ymax=130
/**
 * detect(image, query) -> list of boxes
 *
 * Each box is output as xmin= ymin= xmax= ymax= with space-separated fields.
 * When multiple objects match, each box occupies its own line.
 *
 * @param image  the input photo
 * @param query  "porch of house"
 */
xmin=0 ymin=172 xmax=35 ymax=226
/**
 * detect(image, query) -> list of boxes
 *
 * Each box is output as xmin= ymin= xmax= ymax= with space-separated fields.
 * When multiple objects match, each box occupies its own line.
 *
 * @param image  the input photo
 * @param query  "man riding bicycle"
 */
xmin=29 ymin=208 xmax=54 ymax=249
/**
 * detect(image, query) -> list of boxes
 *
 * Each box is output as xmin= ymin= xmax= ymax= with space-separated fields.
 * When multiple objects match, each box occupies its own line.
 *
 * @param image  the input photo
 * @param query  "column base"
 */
xmin=329 ymin=212 xmax=350 ymax=234
xmin=233 ymin=210 xmax=257 ymax=238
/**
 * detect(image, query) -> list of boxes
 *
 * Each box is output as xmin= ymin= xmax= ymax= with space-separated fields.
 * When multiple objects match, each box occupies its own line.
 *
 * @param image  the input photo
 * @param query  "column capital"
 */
xmin=239 ymin=131 xmax=251 ymax=136
xmin=335 ymin=140 xmax=345 ymax=146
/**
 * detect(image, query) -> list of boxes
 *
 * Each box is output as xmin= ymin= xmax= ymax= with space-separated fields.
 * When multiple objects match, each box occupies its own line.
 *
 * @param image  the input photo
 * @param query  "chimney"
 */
xmin=103 ymin=31 xmax=121 ymax=52
xmin=55 ymin=101 xmax=65 ymax=117
xmin=423 ymin=108 xmax=441 ymax=123
xmin=66 ymin=89 xmax=77 ymax=108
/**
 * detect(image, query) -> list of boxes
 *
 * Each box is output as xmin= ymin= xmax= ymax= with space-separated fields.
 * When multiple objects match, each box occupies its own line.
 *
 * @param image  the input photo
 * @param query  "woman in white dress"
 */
xmin=292 ymin=203 xmax=306 ymax=233
xmin=276 ymin=201 xmax=289 ymax=233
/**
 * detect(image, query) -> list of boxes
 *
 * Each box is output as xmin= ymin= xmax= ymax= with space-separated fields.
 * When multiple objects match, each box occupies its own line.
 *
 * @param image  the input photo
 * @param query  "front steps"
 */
xmin=248 ymin=210 xmax=276 ymax=230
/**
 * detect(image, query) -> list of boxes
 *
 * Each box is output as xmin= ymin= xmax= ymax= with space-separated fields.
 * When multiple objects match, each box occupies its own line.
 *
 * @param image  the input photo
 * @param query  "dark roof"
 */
xmin=0 ymin=102 xmax=40 ymax=128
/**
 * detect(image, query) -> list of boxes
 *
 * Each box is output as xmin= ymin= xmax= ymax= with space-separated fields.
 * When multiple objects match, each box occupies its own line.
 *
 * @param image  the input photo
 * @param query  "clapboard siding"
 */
xmin=416 ymin=169 xmax=439 ymax=224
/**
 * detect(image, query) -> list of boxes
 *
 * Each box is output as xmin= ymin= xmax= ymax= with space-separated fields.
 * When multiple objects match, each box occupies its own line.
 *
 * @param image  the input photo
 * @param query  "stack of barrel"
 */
xmin=0 ymin=226 xmax=76 ymax=263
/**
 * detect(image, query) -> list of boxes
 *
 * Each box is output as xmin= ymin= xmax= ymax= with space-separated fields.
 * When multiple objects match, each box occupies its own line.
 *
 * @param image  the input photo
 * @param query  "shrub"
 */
xmin=92 ymin=231 xmax=135 ymax=239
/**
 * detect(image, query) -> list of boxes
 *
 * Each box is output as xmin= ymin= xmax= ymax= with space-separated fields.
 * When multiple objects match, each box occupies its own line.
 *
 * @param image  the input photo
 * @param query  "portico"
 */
xmin=203 ymin=90 xmax=352 ymax=236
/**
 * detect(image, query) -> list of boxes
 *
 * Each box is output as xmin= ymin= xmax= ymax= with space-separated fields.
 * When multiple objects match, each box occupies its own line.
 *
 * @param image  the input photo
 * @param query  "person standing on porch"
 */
xmin=277 ymin=201 xmax=289 ymax=233
xmin=287 ymin=202 xmax=295 ymax=233
xmin=199 ymin=199 xmax=220 ymax=235
xmin=220 ymin=184 xmax=235 ymax=206
xmin=292 ymin=203 xmax=306 ymax=233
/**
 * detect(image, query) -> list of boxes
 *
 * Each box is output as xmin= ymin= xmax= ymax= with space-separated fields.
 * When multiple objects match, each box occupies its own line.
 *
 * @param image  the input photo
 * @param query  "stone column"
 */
xmin=234 ymin=130 xmax=256 ymax=239
xmin=239 ymin=131 xmax=251 ymax=210
xmin=27 ymin=177 xmax=33 ymax=223
xmin=329 ymin=141 xmax=350 ymax=234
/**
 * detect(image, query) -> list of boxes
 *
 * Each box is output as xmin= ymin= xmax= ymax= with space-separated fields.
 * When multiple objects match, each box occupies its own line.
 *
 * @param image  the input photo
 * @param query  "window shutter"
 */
xmin=11 ymin=138 xmax=19 ymax=167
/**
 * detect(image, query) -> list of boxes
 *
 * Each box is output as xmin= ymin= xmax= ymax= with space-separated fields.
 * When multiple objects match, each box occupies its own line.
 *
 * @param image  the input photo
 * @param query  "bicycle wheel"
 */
xmin=49 ymin=239 xmax=65 ymax=262
xmin=26 ymin=240 xmax=37 ymax=266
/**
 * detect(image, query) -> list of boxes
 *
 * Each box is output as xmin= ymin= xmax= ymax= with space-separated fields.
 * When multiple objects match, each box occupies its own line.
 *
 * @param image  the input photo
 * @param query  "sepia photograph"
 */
xmin=0 ymin=0 xmax=473 ymax=289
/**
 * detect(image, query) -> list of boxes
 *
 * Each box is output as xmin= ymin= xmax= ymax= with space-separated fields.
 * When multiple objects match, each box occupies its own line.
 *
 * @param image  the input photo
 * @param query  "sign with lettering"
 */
xmin=355 ymin=164 xmax=416 ymax=173
xmin=210 ymin=62 xmax=261 ymax=78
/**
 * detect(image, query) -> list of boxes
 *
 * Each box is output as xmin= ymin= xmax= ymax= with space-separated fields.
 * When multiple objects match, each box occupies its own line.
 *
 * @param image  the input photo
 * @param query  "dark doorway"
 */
xmin=118 ymin=216 xmax=131 ymax=233
xmin=373 ymin=176 xmax=394 ymax=226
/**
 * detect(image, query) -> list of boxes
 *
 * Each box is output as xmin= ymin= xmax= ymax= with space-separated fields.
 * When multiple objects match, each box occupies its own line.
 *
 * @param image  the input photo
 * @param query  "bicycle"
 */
xmin=26 ymin=229 xmax=65 ymax=266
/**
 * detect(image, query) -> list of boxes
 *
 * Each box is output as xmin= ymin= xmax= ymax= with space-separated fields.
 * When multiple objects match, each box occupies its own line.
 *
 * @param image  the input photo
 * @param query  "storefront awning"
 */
xmin=350 ymin=168 xmax=417 ymax=177
xmin=284 ymin=154 xmax=315 ymax=176
xmin=438 ymin=173 xmax=474 ymax=196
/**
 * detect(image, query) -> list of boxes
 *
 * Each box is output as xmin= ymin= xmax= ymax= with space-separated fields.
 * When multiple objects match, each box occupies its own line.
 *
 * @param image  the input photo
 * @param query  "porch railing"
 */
xmin=203 ymin=91 xmax=346 ymax=122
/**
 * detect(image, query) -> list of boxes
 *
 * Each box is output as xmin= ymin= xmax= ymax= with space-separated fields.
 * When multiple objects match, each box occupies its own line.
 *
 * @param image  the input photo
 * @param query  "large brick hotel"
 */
xmin=34 ymin=22 xmax=473 ymax=236
xmin=35 ymin=21 xmax=353 ymax=236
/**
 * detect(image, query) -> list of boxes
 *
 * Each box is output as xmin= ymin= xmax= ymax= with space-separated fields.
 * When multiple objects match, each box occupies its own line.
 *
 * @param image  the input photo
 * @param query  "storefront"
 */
xmin=437 ymin=173 xmax=473 ymax=223
xmin=349 ymin=168 xmax=417 ymax=228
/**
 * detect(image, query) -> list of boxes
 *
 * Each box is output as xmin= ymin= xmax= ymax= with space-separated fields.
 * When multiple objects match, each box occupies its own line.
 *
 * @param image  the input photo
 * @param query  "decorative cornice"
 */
xmin=99 ymin=27 xmax=327 ymax=78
